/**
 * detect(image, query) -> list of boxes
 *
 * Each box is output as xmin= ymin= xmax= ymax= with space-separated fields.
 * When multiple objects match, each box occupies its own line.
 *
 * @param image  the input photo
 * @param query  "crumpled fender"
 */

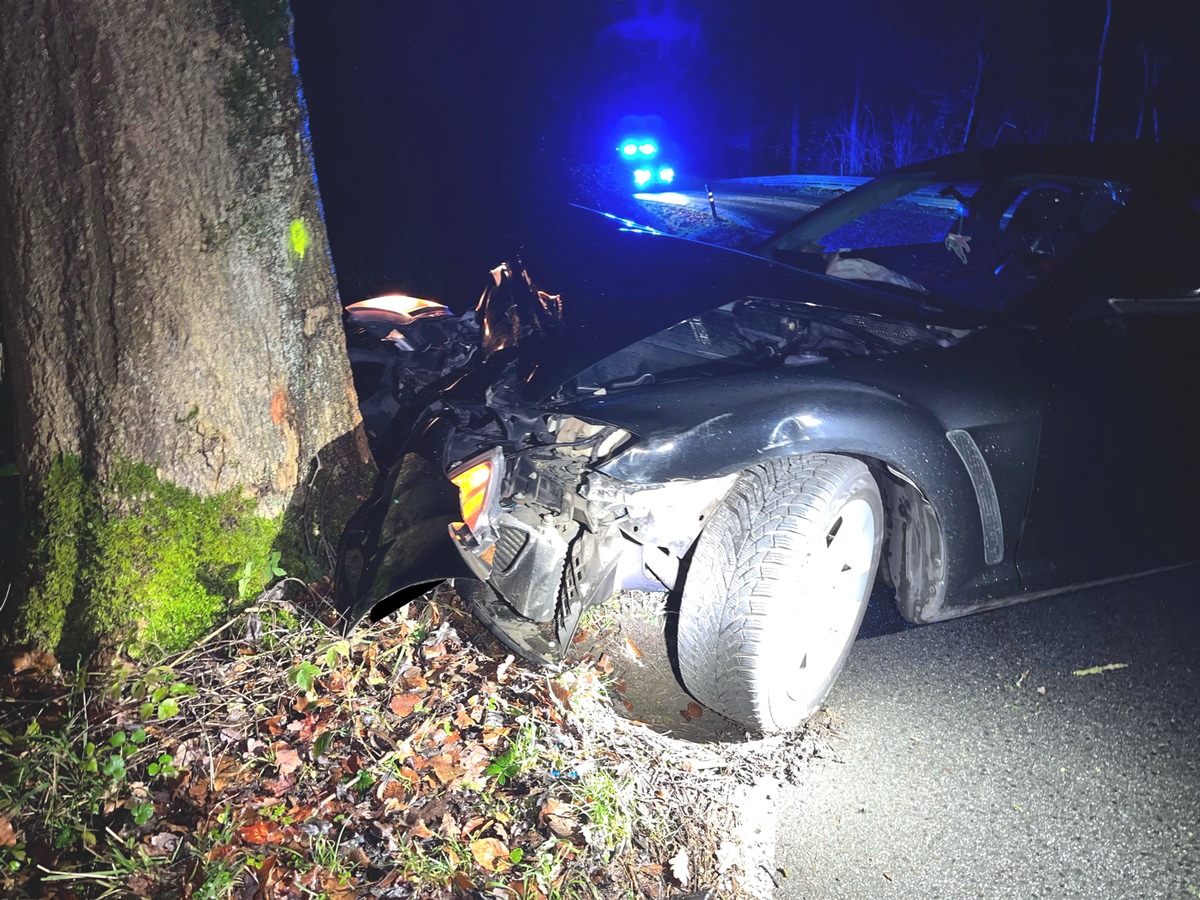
xmin=335 ymin=414 xmax=474 ymax=627
xmin=553 ymin=364 xmax=1018 ymax=617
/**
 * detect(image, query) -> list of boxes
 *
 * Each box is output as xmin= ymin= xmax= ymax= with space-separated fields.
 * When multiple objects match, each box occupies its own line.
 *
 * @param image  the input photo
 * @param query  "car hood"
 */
xmin=475 ymin=205 xmax=981 ymax=403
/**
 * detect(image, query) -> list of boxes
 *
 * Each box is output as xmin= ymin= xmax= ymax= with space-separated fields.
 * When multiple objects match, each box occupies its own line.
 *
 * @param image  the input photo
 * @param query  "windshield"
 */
xmin=760 ymin=171 xmax=1130 ymax=313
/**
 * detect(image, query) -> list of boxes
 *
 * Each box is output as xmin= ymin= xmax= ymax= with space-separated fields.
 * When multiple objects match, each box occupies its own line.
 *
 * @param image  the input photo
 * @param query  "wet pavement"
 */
xmin=578 ymin=568 xmax=1200 ymax=899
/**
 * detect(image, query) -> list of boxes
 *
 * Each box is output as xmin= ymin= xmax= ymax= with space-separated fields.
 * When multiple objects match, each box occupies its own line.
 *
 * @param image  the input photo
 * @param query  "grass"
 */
xmin=0 ymin=583 xmax=809 ymax=898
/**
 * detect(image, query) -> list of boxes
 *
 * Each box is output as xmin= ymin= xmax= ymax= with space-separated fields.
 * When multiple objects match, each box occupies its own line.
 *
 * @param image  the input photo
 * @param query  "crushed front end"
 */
xmin=336 ymin=207 xmax=968 ymax=665
xmin=336 ymin=366 xmax=730 ymax=664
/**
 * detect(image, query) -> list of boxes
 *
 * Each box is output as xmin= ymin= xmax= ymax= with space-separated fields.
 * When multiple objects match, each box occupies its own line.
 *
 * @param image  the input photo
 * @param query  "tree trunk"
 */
xmin=961 ymin=4 xmax=987 ymax=152
xmin=1089 ymin=0 xmax=1112 ymax=142
xmin=848 ymin=57 xmax=862 ymax=175
xmin=1135 ymin=45 xmax=1149 ymax=139
xmin=1151 ymin=57 xmax=1160 ymax=141
xmin=0 ymin=0 xmax=368 ymax=655
xmin=790 ymin=99 xmax=799 ymax=175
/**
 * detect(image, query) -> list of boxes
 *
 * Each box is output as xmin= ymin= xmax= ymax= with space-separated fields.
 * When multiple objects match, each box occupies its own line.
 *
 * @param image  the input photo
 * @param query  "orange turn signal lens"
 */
xmin=450 ymin=458 xmax=494 ymax=533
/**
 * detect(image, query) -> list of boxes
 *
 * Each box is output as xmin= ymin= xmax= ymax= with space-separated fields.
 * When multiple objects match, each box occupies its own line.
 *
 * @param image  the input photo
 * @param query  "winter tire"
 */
xmin=677 ymin=454 xmax=883 ymax=733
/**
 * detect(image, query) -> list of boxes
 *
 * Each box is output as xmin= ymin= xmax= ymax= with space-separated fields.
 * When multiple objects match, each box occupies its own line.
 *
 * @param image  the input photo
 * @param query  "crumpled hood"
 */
xmin=477 ymin=205 xmax=980 ymax=402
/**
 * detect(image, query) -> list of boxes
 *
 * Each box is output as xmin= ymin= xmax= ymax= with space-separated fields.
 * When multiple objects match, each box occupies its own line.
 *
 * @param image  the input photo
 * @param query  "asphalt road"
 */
xmin=775 ymin=567 xmax=1200 ymax=900
xmin=639 ymin=184 xmax=828 ymax=233
xmin=590 ymin=566 xmax=1200 ymax=899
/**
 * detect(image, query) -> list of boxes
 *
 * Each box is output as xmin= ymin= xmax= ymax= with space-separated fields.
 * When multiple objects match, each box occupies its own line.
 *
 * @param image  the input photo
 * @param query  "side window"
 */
xmin=994 ymin=179 xmax=1130 ymax=258
xmin=817 ymin=182 xmax=977 ymax=250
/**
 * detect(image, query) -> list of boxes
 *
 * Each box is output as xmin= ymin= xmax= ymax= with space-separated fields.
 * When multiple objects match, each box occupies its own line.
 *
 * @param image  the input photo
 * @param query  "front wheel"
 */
xmin=677 ymin=454 xmax=883 ymax=733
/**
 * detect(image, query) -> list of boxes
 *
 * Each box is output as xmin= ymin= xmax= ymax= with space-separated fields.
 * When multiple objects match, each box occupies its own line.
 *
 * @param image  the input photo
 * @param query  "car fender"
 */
xmin=556 ymin=369 xmax=1017 ymax=617
xmin=335 ymin=410 xmax=476 ymax=627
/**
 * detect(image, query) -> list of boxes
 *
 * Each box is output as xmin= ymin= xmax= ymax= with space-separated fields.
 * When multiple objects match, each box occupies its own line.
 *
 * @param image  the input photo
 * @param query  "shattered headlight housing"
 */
xmin=447 ymin=446 xmax=505 ymax=576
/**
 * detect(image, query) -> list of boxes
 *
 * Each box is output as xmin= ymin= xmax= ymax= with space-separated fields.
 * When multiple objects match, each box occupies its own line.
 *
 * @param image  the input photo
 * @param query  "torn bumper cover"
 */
xmin=335 ymin=406 xmax=629 ymax=666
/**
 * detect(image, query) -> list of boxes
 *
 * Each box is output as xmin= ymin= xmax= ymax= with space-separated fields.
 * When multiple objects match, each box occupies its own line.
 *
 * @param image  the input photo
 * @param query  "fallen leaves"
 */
xmin=0 ymin=815 xmax=16 ymax=848
xmin=389 ymin=692 xmax=422 ymax=717
xmin=271 ymin=742 xmax=302 ymax=776
xmin=540 ymin=797 xmax=582 ymax=841
xmin=237 ymin=820 xmax=276 ymax=846
xmin=0 ymin=585 xmax=725 ymax=900
xmin=669 ymin=846 xmax=691 ymax=888
xmin=623 ymin=636 xmax=645 ymax=665
xmin=470 ymin=836 xmax=514 ymax=872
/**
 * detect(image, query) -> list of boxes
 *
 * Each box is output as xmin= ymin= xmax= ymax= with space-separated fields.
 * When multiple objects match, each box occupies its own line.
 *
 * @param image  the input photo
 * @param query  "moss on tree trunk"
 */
xmin=0 ymin=0 xmax=373 ymax=658
xmin=17 ymin=454 xmax=284 ymax=659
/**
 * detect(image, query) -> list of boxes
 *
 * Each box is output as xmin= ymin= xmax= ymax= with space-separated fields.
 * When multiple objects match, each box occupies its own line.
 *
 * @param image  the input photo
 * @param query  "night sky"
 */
xmin=290 ymin=0 xmax=1200 ymax=308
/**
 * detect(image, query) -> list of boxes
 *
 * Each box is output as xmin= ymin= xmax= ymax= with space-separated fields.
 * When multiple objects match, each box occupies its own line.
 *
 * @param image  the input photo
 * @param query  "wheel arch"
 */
xmin=579 ymin=378 xmax=991 ymax=621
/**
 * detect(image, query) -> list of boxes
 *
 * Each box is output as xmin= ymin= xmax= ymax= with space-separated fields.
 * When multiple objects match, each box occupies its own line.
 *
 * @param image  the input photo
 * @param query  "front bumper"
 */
xmin=335 ymin=409 xmax=614 ymax=665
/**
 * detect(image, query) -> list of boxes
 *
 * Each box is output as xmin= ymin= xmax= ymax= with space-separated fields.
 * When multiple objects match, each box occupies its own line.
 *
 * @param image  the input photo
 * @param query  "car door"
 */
xmin=1015 ymin=296 xmax=1200 ymax=589
xmin=1107 ymin=293 xmax=1200 ymax=559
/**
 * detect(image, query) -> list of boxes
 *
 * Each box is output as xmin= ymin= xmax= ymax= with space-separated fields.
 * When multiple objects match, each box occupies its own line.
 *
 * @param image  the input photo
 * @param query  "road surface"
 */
xmin=595 ymin=567 xmax=1200 ymax=899
xmin=636 ymin=182 xmax=830 ymax=233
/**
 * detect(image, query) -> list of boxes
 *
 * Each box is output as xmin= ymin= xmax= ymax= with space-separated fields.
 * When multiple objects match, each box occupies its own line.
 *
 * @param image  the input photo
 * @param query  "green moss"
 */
xmin=16 ymin=456 xmax=283 ymax=662
xmin=230 ymin=0 xmax=288 ymax=51
xmin=14 ymin=455 xmax=87 ymax=651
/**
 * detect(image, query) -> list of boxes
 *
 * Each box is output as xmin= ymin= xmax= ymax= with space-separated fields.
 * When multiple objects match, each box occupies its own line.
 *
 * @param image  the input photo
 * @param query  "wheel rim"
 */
xmin=779 ymin=496 xmax=876 ymax=704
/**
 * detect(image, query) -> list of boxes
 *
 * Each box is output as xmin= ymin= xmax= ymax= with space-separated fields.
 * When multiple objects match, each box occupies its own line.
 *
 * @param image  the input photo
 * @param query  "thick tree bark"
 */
xmin=0 ymin=0 xmax=363 ymax=510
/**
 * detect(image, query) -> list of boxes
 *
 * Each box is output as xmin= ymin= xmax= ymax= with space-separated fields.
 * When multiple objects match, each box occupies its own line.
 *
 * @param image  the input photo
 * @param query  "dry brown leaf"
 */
xmin=377 ymin=779 xmax=408 ymax=802
xmin=397 ymin=764 xmax=421 ymax=781
xmin=211 ymin=753 xmax=241 ymax=792
xmin=454 ymin=705 xmax=476 ymax=728
xmin=272 ymin=742 xmax=302 ymax=776
xmin=262 ymin=773 xmax=295 ymax=797
xmin=461 ymin=815 xmax=488 ymax=837
xmin=238 ymin=820 xmax=275 ymax=845
xmin=0 ymin=815 xmax=16 ymax=847
xmin=549 ymin=680 xmax=573 ymax=711
xmin=470 ymin=837 xmax=512 ymax=873
xmin=540 ymin=798 xmax=580 ymax=840
xmin=481 ymin=725 xmax=510 ymax=750
xmin=409 ymin=819 xmax=434 ymax=840
xmin=287 ymin=713 xmax=318 ymax=741
xmin=459 ymin=745 xmax=491 ymax=782
xmin=2 ymin=648 xmax=57 ymax=676
xmin=681 ymin=701 xmax=704 ymax=721
xmin=429 ymin=752 xmax=464 ymax=785
xmin=401 ymin=668 xmax=429 ymax=691
xmin=145 ymin=832 xmax=179 ymax=857
xmin=185 ymin=777 xmax=209 ymax=806
xmin=389 ymin=693 xmax=422 ymax=717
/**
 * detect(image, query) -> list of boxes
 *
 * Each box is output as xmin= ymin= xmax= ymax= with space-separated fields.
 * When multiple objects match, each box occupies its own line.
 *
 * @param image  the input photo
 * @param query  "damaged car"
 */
xmin=338 ymin=143 xmax=1200 ymax=733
